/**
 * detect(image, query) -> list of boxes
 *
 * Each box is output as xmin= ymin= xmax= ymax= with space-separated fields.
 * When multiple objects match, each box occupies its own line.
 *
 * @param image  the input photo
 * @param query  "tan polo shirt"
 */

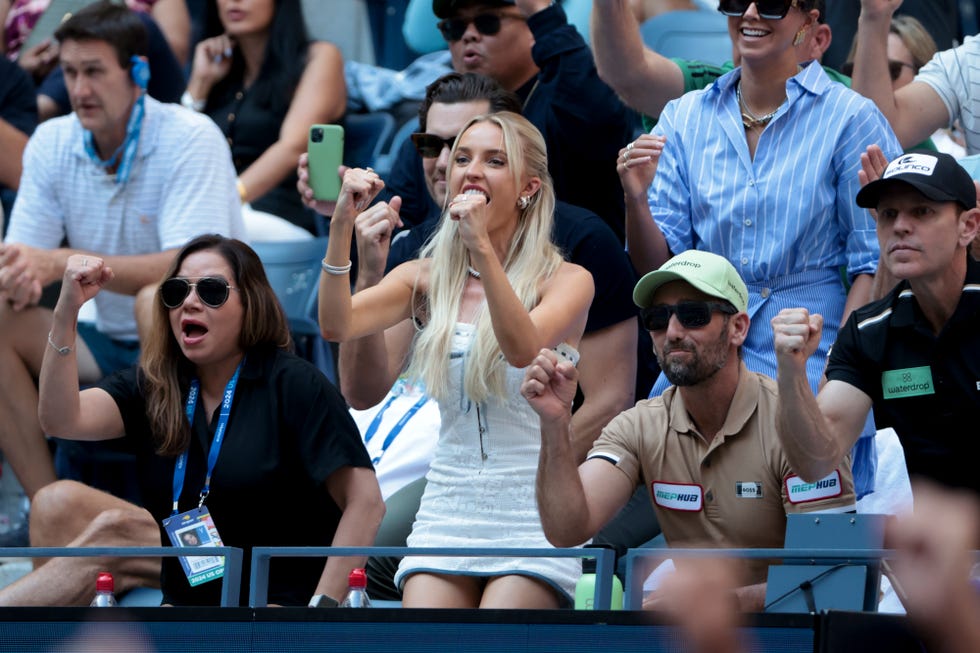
xmin=587 ymin=364 xmax=855 ymax=583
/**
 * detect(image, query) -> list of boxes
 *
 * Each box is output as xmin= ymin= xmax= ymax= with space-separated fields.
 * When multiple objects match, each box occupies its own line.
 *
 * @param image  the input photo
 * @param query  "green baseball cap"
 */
xmin=633 ymin=250 xmax=748 ymax=312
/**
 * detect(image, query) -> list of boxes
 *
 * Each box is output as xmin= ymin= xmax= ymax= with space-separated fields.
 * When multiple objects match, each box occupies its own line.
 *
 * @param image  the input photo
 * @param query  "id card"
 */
xmin=163 ymin=506 xmax=226 ymax=586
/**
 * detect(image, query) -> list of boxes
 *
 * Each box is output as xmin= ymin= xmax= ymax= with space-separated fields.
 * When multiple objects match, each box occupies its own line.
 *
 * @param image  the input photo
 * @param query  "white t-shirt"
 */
xmin=6 ymin=97 xmax=244 ymax=339
xmin=915 ymin=34 xmax=980 ymax=156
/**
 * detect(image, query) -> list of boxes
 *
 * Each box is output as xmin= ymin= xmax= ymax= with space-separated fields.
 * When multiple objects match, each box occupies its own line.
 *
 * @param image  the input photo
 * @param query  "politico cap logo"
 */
xmin=883 ymin=153 xmax=938 ymax=179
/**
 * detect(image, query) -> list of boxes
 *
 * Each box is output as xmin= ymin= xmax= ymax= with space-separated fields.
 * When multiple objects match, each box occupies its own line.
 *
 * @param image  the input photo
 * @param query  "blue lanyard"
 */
xmin=171 ymin=361 xmax=243 ymax=516
xmin=363 ymin=385 xmax=429 ymax=466
xmin=83 ymin=91 xmax=145 ymax=184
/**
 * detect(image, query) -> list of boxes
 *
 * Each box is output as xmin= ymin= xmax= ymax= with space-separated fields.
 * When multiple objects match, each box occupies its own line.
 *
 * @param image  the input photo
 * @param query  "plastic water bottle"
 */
xmin=574 ymin=556 xmax=624 ymax=610
xmin=90 ymin=571 xmax=118 ymax=607
xmin=339 ymin=568 xmax=371 ymax=608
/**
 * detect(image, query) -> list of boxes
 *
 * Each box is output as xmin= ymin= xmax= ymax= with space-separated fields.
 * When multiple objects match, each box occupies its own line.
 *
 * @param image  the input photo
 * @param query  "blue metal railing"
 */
xmin=0 ymin=546 xmax=243 ymax=606
xmin=248 ymin=546 xmax=615 ymax=608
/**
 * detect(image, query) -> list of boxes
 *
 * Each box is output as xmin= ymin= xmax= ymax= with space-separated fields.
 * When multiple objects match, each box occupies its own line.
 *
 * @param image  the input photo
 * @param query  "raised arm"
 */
xmin=523 ymin=349 xmax=635 ymax=546
xmin=336 ymin=197 xmax=414 ymax=409
xmin=619 ymin=134 xmax=671 ymax=273
xmin=771 ymin=308 xmax=871 ymax=481
xmin=851 ymin=0 xmax=950 ymax=148
xmin=590 ymin=0 xmax=686 ymax=118
xmin=38 ymin=255 xmax=126 ymax=441
xmin=318 ymin=168 xmax=415 ymax=342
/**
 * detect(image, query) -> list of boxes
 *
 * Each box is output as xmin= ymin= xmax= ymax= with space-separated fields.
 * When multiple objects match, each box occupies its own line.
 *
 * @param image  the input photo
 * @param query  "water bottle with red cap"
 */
xmin=338 ymin=568 xmax=371 ymax=608
xmin=90 ymin=571 xmax=118 ymax=607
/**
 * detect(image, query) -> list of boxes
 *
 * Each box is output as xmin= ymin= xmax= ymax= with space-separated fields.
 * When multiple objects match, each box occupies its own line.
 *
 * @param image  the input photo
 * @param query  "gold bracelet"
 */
xmin=236 ymin=178 xmax=247 ymax=204
xmin=47 ymin=331 xmax=73 ymax=356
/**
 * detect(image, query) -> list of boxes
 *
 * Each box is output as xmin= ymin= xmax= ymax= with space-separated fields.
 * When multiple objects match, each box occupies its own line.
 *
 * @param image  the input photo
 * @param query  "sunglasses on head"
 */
xmin=640 ymin=301 xmax=738 ymax=331
xmin=717 ymin=0 xmax=803 ymax=20
xmin=840 ymin=60 xmax=916 ymax=82
xmin=411 ymin=132 xmax=456 ymax=159
xmin=436 ymin=12 xmax=524 ymax=42
xmin=160 ymin=277 xmax=238 ymax=309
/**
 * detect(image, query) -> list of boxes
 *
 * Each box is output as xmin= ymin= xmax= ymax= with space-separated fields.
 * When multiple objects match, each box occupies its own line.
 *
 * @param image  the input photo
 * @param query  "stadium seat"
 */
xmin=639 ymin=9 xmax=733 ymax=66
xmin=344 ymin=112 xmax=397 ymax=172
xmin=252 ymin=237 xmax=337 ymax=385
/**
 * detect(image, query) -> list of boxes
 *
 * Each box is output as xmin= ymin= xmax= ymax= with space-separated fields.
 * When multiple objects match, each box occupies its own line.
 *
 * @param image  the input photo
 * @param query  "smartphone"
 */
xmin=307 ymin=124 xmax=344 ymax=202
xmin=554 ymin=343 xmax=580 ymax=367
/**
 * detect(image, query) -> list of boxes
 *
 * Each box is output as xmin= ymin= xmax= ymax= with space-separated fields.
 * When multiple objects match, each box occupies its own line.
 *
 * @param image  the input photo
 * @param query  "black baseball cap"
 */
xmin=856 ymin=151 xmax=977 ymax=210
xmin=433 ymin=0 xmax=516 ymax=19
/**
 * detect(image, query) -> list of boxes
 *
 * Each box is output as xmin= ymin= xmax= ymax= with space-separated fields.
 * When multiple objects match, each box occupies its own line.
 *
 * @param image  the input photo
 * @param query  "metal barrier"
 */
xmin=0 ymin=546 xmax=244 ymax=607
xmin=622 ymin=547 xmax=896 ymax=610
xmin=249 ymin=546 xmax=615 ymax=608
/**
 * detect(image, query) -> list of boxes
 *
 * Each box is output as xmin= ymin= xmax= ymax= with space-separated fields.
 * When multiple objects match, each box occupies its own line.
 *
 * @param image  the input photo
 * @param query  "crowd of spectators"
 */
xmin=0 ymin=1 xmax=978 ymax=647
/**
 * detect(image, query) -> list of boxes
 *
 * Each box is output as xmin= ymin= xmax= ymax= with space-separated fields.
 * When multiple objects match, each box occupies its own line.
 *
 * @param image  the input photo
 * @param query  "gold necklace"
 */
xmin=736 ymin=82 xmax=780 ymax=130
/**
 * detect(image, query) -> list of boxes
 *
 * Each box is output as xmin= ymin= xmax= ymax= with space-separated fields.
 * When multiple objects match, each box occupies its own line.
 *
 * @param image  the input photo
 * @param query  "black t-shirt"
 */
xmin=98 ymin=346 xmax=373 ymax=606
xmin=826 ymin=256 xmax=980 ymax=493
xmin=208 ymin=82 xmax=312 ymax=233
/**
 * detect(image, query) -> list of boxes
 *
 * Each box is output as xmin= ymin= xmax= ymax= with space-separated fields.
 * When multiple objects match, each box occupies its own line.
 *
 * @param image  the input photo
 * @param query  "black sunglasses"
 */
xmin=718 ymin=0 xmax=802 ymax=20
xmin=411 ymin=132 xmax=456 ymax=159
xmin=436 ymin=12 xmax=525 ymax=42
xmin=161 ymin=277 xmax=238 ymax=309
xmin=840 ymin=60 xmax=917 ymax=82
xmin=641 ymin=301 xmax=737 ymax=331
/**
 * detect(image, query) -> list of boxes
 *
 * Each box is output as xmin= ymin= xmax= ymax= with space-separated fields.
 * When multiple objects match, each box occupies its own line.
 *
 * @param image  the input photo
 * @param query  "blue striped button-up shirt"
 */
xmin=647 ymin=60 xmax=902 ymax=391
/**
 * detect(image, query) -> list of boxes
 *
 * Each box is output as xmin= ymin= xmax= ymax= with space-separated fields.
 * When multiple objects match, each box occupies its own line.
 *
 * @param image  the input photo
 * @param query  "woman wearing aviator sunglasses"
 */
xmin=38 ymin=235 xmax=384 ymax=606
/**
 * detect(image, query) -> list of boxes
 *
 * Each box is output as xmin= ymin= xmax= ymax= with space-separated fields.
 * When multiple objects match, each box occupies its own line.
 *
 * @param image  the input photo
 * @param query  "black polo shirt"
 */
xmin=99 ymin=345 xmax=373 ymax=606
xmin=826 ymin=255 xmax=980 ymax=493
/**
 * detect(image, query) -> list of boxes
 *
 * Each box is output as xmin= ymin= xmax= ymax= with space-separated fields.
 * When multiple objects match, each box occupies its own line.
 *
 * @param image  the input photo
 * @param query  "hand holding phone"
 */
xmin=307 ymin=124 xmax=345 ymax=202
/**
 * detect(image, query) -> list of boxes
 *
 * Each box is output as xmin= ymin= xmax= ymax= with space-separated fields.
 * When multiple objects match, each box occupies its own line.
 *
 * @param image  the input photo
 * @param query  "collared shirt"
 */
xmin=646 ymin=61 xmax=902 ymax=391
xmin=826 ymin=255 xmax=980 ymax=493
xmin=589 ymin=365 xmax=856 ymax=583
xmin=6 ymin=97 xmax=244 ymax=339
xmin=915 ymin=34 xmax=980 ymax=156
xmin=99 ymin=345 xmax=374 ymax=606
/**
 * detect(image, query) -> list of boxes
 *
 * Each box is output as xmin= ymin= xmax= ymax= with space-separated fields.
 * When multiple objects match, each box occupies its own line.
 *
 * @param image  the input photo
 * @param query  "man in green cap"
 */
xmin=524 ymin=249 xmax=856 ymax=611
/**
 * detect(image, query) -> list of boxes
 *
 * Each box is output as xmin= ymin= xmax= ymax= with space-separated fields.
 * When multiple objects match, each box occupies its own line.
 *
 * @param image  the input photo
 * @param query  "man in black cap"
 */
xmin=772 ymin=151 xmax=980 ymax=495
xmin=427 ymin=0 xmax=634 ymax=241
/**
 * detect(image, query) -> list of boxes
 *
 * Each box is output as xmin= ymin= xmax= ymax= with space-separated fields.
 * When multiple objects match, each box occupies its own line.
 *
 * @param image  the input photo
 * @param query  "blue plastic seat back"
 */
xmin=639 ymin=9 xmax=733 ymax=67
xmin=344 ymin=112 xmax=397 ymax=171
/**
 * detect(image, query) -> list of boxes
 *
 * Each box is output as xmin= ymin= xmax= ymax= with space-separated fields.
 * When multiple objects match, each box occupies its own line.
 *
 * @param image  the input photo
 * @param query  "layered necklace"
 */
xmin=736 ymin=81 xmax=781 ymax=130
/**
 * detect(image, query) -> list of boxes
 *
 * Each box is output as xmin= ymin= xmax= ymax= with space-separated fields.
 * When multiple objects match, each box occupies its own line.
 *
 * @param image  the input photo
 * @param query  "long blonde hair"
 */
xmin=405 ymin=112 xmax=562 ymax=403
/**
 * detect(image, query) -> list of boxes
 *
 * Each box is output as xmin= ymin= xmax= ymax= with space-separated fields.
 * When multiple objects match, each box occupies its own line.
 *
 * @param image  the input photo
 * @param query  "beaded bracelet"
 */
xmin=321 ymin=259 xmax=353 ymax=275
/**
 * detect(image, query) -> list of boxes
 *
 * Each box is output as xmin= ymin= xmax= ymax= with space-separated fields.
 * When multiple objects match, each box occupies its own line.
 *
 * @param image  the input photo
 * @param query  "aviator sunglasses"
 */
xmin=161 ymin=277 xmax=238 ymax=309
xmin=717 ymin=0 xmax=805 ymax=20
xmin=840 ymin=60 xmax=917 ymax=82
xmin=411 ymin=132 xmax=456 ymax=158
xmin=641 ymin=301 xmax=738 ymax=332
xmin=436 ymin=12 xmax=525 ymax=42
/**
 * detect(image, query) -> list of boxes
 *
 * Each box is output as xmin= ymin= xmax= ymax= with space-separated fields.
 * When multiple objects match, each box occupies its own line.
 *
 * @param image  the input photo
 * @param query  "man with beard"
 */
xmin=524 ymin=250 xmax=856 ymax=611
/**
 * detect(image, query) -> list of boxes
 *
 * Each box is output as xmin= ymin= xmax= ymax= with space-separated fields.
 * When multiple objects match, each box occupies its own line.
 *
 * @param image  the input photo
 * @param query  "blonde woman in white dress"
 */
xmin=318 ymin=111 xmax=594 ymax=609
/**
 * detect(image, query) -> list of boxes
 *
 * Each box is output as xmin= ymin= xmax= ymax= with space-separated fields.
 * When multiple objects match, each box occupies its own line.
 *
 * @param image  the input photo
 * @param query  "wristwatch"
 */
xmin=308 ymin=594 xmax=339 ymax=608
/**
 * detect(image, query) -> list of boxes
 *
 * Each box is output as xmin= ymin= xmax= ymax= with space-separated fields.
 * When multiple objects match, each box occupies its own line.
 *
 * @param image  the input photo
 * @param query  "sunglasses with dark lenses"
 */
xmin=717 ymin=0 xmax=802 ymax=20
xmin=436 ymin=12 xmax=523 ymax=41
xmin=411 ymin=132 xmax=456 ymax=158
xmin=160 ymin=277 xmax=237 ymax=309
xmin=641 ymin=301 xmax=738 ymax=331
xmin=840 ymin=60 xmax=916 ymax=82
